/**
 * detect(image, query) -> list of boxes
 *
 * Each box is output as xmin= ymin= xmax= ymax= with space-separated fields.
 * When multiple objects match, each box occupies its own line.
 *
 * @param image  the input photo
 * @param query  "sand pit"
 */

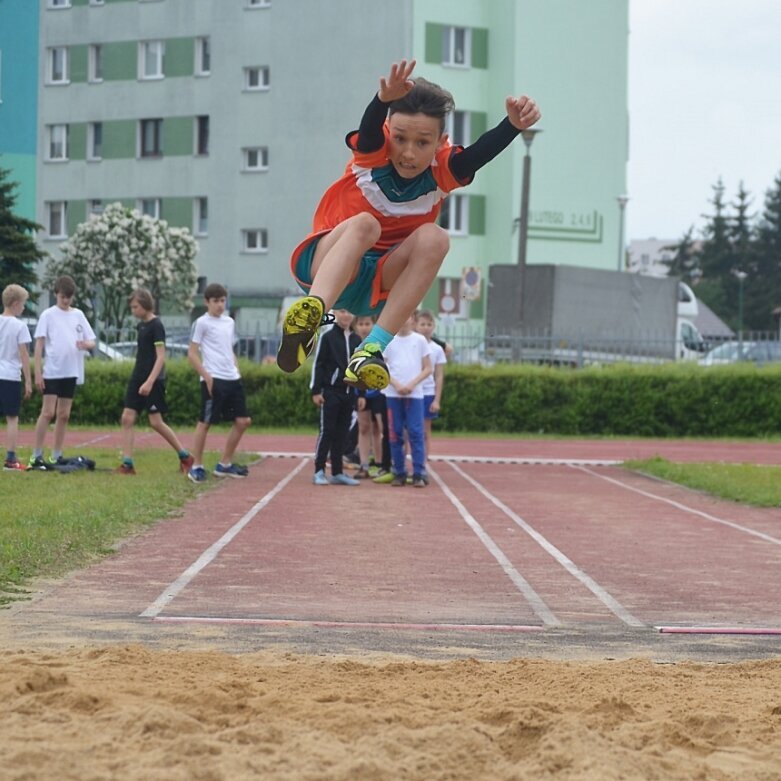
xmin=2 ymin=646 xmax=780 ymax=780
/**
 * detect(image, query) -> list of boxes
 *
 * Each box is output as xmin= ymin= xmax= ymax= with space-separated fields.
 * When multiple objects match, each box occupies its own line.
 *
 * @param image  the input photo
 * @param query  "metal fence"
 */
xmin=99 ymin=324 xmax=781 ymax=368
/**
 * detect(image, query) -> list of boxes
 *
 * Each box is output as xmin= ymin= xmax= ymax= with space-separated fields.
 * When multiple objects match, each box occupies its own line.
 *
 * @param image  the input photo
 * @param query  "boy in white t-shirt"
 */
xmin=382 ymin=314 xmax=432 ymax=487
xmin=414 ymin=309 xmax=447 ymax=464
xmin=186 ymin=283 xmax=251 ymax=483
xmin=0 ymin=285 xmax=33 ymax=471
xmin=29 ymin=275 xmax=96 ymax=470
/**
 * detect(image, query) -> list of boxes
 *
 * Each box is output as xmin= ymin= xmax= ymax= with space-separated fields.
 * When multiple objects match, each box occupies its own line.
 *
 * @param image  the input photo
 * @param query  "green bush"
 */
xmin=17 ymin=360 xmax=781 ymax=437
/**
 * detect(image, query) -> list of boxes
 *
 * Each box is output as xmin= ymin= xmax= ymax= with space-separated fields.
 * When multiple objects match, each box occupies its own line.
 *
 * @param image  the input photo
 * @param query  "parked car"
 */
xmin=699 ymin=340 xmax=781 ymax=366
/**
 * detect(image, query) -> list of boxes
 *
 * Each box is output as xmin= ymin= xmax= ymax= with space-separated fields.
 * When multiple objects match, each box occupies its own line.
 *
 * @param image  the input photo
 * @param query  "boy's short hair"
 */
xmin=54 ymin=275 xmax=76 ymax=298
xmin=389 ymin=78 xmax=455 ymax=133
xmin=2 ymin=284 xmax=29 ymax=308
xmin=203 ymin=283 xmax=228 ymax=300
xmin=415 ymin=308 xmax=435 ymax=322
xmin=129 ymin=288 xmax=155 ymax=312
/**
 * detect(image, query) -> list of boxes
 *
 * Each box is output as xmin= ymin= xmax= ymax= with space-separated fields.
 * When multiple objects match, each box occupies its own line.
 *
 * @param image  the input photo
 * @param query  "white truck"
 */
xmin=485 ymin=264 xmax=707 ymax=366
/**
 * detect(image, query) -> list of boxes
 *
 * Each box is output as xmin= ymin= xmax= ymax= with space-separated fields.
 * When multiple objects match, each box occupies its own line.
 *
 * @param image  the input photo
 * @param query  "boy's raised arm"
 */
xmin=355 ymin=59 xmax=417 ymax=153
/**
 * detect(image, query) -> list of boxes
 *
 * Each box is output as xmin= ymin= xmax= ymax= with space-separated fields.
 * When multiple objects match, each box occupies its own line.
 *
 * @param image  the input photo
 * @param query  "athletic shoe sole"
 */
xmin=276 ymin=296 xmax=325 ymax=373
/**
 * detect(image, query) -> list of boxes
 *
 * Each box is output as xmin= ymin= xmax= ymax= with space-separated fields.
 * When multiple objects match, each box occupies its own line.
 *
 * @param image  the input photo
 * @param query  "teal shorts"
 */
xmin=291 ymin=233 xmax=396 ymax=318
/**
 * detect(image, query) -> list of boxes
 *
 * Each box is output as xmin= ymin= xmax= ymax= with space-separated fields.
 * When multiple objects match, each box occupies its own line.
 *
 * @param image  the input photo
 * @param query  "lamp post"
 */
xmin=616 ymin=194 xmax=629 ymax=271
xmin=517 ymin=127 xmax=541 ymax=323
xmin=735 ymin=269 xmax=747 ymax=355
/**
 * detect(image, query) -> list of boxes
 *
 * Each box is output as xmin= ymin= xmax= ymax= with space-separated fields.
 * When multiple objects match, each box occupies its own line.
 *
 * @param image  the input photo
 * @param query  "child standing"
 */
xmin=1 ymin=285 xmax=32 ymax=471
xmin=29 ymin=275 xmax=96 ymax=470
xmin=414 ymin=308 xmax=447 ymax=464
xmin=117 ymin=288 xmax=193 ymax=475
xmin=186 ymin=283 xmax=251 ymax=483
xmin=276 ymin=59 xmax=540 ymax=391
xmin=311 ymin=309 xmax=361 ymax=486
xmin=382 ymin=314 xmax=432 ymax=487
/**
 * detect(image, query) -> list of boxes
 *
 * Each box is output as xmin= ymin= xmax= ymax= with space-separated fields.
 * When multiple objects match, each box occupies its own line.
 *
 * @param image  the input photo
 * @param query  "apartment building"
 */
xmin=36 ymin=0 xmax=628 ymax=331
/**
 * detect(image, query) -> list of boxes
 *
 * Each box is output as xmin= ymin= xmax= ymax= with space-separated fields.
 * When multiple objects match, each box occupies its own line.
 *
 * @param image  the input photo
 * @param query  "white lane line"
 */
xmin=428 ymin=465 xmax=560 ymax=627
xmin=445 ymin=461 xmax=645 ymax=628
xmin=257 ymin=451 xmax=619 ymax=466
xmin=140 ymin=458 xmax=308 ymax=618
xmin=572 ymin=465 xmax=781 ymax=547
xmin=77 ymin=433 xmax=112 ymax=447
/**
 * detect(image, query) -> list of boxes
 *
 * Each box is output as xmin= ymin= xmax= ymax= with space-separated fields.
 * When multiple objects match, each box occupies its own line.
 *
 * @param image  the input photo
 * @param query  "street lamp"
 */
xmin=734 ymin=269 xmax=747 ymax=354
xmin=616 ymin=194 xmax=629 ymax=271
xmin=517 ymin=127 xmax=542 ymax=322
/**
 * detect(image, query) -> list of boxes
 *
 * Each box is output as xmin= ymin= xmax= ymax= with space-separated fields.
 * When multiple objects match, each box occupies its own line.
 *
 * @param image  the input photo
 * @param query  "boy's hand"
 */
xmin=505 ymin=95 xmax=541 ymax=131
xmin=378 ymin=59 xmax=417 ymax=103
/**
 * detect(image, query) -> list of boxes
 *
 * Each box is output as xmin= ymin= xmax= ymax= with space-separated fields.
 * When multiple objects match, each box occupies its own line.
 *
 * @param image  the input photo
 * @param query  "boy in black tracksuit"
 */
xmin=310 ymin=309 xmax=362 ymax=485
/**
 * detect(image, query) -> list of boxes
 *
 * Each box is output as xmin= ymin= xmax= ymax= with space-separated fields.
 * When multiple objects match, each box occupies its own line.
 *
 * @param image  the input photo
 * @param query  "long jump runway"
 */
xmin=4 ymin=437 xmax=781 ymax=659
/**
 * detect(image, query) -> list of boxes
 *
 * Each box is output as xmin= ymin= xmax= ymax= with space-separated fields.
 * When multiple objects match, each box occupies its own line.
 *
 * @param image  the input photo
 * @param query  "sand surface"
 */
xmin=2 ymin=645 xmax=780 ymax=780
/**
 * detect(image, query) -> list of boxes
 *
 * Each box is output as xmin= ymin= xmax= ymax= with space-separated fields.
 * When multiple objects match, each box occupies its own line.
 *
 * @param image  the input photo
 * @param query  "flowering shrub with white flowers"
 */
xmin=44 ymin=202 xmax=199 ymax=329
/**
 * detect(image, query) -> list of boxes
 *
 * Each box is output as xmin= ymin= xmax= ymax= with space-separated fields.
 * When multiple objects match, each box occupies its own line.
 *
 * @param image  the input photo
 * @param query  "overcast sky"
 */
xmin=627 ymin=0 xmax=781 ymax=242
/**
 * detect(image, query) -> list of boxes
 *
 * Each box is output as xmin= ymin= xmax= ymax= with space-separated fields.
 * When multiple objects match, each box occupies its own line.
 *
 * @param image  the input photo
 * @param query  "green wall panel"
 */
xmin=469 ymin=195 xmax=485 ymax=236
xmin=470 ymin=111 xmax=487 ymax=141
xmin=103 ymin=41 xmax=136 ymax=81
xmin=67 ymin=200 xmax=87 ymax=235
xmin=425 ymin=22 xmax=443 ymax=64
xmin=102 ymin=119 xmax=136 ymax=159
xmin=472 ymin=28 xmax=488 ymax=69
xmin=70 ymin=45 xmax=88 ymax=83
xmin=69 ymin=123 xmax=87 ymax=160
xmin=164 ymin=116 xmax=193 ymax=156
xmin=165 ymin=38 xmax=194 ymax=78
xmin=162 ymin=197 xmax=192 ymax=230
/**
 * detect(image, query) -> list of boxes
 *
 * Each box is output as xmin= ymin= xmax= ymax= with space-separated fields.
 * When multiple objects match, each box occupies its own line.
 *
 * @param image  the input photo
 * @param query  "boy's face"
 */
xmin=397 ymin=314 xmax=416 ymax=334
xmin=205 ymin=296 xmax=227 ymax=317
xmin=5 ymin=299 xmax=26 ymax=316
xmin=387 ymin=112 xmax=445 ymax=179
xmin=55 ymin=291 xmax=74 ymax=309
xmin=334 ymin=309 xmax=353 ymax=329
xmin=129 ymin=299 xmax=150 ymax=320
xmin=415 ymin=316 xmax=435 ymax=340
xmin=354 ymin=316 xmax=373 ymax=339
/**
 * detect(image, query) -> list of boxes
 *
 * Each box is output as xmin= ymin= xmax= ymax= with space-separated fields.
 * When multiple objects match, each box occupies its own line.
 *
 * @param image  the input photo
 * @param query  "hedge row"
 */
xmin=17 ymin=360 xmax=781 ymax=437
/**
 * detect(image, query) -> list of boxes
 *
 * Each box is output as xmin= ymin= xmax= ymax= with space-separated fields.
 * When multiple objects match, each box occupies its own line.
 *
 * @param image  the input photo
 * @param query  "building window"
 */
xmin=242 ymin=229 xmax=267 ymax=253
xmin=89 ymin=45 xmax=103 ymax=82
xmin=137 ymin=198 xmax=161 ymax=219
xmin=244 ymin=66 xmax=270 ymax=91
xmin=442 ymin=26 xmax=471 ymax=67
xmin=446 ymin=110 xmax=471 ymax=146
xmin=242 ymin=146 xmax=268 ymax=171
xmin=439 ymin=194 xmax=468 ymax=235
xmin=194 ymin=198 xmax=208 ymax=236
xmin=139 ymin=40 xmax=165 ymax=80
xmin=139 ymin=119 xmax=163 ymax=157
xmin=46 ymin=124 xmax=69 ymax=161
xmin=88 ymin=199 xmax=104 ymax=216
xmin=195 ymin=37 xmax=210 ymax=76
xmin=47 ymin=47 xmax=68 ymax=84
xmin=195 ymin=116 xmax=209 ymax=156
xmin=48 ymin=0 xmax=71 ymax=8
xmin=47 ymin=202 xmax=67 ymax=238
xmin=87 ymin=122 xmax=103 ymax=160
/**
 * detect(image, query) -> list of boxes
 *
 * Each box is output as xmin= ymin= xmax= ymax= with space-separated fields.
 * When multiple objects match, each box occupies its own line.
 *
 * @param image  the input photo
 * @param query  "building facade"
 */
xmin=35 ymin=0 xmax=628 ymax=332
xmin=0 ymin=0 xmax=39 ymax=221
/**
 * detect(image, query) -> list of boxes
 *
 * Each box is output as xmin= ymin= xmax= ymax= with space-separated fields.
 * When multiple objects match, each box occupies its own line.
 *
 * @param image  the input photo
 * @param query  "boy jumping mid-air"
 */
xmin=276 ymin=59 xmax=540 ymax=390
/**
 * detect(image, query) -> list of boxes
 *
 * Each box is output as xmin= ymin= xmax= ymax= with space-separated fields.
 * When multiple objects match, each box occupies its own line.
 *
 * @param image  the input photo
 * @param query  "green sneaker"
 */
xmin=276 ymin=296 xmax=330 ymax=373
xmin=372 ymin=470 xmax=394 ymax=484
xmin=344 ymin=343 xmax=389 ymax=391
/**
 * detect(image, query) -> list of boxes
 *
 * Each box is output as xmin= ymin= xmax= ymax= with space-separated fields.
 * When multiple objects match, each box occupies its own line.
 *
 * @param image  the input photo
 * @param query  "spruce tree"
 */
xmin=0 ymin=166 xmax=44 ymax=308
xmin=754 ymin=172 xmax=781 ymax=331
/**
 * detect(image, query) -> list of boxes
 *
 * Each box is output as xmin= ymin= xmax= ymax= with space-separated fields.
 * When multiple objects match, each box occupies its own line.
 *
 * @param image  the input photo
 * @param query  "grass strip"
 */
xmin=625 ymin=456 xmax=781 ymax=507
xmin=0 ymin=448 xmax=233 ymax=604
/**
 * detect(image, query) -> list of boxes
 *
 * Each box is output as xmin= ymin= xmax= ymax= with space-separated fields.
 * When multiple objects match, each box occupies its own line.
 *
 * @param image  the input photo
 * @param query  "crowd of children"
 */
xmin=1 ymin=277 xmax=250 ymax=482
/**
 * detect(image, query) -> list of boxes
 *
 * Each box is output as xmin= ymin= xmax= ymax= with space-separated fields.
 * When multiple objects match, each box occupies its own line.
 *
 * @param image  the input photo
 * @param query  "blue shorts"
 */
xmin=0 ymin=380 xmax=22 ymax=417
xmin=423 ymin=394 xmax=439 ymax=420
xmin=291 ymin=232 xmax=398 ymax=318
